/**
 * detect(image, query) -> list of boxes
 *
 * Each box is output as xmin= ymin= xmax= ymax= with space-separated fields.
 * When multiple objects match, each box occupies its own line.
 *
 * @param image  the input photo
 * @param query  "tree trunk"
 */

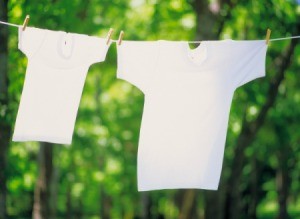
xmin=275 ymin=124 xmax=291 ymax=219
xmin=0 ymin=0 xmax=9 ymax=218
xmin=276 ymin=159 xmax=290 ymax=219
xmin=178 ymin=189 xmax=198 ymax=219
xmin=32 ymin=142 xmax=54 ymax=219
xmin=192 ymin=0 xmax=217 ymax=40
xmin=141 ymin=192 xmax=152 ymax=219
xmin=242 ymin=157 xmax=265 ymax=219
xmin=204 ymin=191 xmax=222 ymax=219
xmin=248 ymin=158 xmax=259 ymax=219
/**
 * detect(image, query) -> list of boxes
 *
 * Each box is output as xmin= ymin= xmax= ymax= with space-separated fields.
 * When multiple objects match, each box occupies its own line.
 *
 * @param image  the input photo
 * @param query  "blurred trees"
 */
xmin=0 ymin=0 xmax=9 ymax=218
xmin=0 ymin=0 xmax=299 ymax=218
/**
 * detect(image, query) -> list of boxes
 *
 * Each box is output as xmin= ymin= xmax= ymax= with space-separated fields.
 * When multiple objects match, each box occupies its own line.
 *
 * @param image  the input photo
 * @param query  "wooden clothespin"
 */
xmin=265 ymin=28 xmax=271 ymax=45
xmin=106 ymin=28 xmax=114 ymax=45
xmin=22 ymin=15 xmax=30 ymax=31
xmin=118 ymin=31 xmax=124 ymax=45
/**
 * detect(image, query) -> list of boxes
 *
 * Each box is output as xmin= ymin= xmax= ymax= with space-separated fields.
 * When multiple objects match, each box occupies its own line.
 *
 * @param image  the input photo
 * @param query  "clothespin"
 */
xmin=22 ymin=15 xmax=30 ymax=31
xmin=106 ymin=28 xmax=114 ymax=45
xmin=265 ymin=28 xmax=271 ymax=45
xmin=118 ymin=31 xmax=124 ymax=45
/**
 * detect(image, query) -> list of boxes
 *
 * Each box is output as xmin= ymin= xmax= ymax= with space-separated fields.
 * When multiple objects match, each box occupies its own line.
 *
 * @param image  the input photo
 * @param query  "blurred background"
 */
xmin=0 ymin=0 xmax=300 ymax=218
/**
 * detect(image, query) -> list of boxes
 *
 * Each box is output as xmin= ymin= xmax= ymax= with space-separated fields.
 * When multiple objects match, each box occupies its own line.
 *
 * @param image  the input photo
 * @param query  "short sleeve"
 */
xmin=229 ymin=40 xmax=268 ymax=88
xmin=116 ymin=41 xmax=158 ymax=94
xmin=18 ymin=27 xmax=46 ymax=58
xmin=85 ymin=37 xmax=111 ymax=64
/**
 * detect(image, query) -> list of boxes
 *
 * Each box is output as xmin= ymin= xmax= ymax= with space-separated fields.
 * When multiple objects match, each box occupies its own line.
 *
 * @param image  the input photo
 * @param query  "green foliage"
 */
xmin=3 ymin=0 xmax=300 ymax=218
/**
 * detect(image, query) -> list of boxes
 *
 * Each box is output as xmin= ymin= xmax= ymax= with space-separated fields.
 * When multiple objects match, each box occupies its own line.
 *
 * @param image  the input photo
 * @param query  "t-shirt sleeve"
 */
xmin=86 ymin=37 xmax=111 ymax=64
xmin=229 ymin=40 xmax=268 ymax=88
xmin=18 ymin=27 xmax=46 ymax=58
xmin=116 ymin=41 xmax=158 ymax=94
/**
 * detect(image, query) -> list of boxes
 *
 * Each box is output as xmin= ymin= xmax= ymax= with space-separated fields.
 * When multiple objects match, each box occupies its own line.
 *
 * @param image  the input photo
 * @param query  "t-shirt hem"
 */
xmin=12 ymin=134 xmax=72 ymax=145
xmin=138 ymin=184 xmax=219 ymax=191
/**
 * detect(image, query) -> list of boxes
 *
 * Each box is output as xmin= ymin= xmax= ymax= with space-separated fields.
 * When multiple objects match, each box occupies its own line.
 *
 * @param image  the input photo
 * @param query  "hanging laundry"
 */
xmin=13 ymin=27 xmax=111 ymax=144
xmin=117 ymin=40 xmax=267 ymax=191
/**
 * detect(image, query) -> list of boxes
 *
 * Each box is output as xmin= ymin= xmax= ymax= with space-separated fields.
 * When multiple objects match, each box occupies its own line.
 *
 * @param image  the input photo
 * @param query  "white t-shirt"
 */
xmin=13 ymin=27 xmax=110 ymax=144
xmin=117 ymin=40 xmax=267 ymax=191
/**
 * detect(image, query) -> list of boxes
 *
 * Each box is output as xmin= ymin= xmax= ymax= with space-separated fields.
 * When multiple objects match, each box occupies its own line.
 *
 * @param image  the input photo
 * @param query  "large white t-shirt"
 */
xmin=13 ymin=27 xmax=110 ymax=144
xmin=117 ymin=40 xmax=267 ymax=191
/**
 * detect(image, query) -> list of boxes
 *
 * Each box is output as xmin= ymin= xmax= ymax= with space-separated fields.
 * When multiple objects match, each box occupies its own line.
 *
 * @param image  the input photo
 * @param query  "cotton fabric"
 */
xmin=117 ymin=40 xmax=267 ymax=191
xmin=13 ymin=27 xmax=110 ymax=144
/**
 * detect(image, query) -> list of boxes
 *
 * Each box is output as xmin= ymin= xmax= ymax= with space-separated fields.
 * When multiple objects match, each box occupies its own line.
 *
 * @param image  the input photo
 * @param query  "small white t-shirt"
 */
xmin=13 ymin=27 xmax=110 ymax=144
xmin=117 ymin=40 xmax=267 ymax=191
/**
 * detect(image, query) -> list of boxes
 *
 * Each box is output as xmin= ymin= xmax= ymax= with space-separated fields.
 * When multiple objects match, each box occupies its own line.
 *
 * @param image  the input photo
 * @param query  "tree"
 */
xmin=32 ymin=143 xmax=54 ymax=219
xmin=224 ymin=28 xmax=299 ymax=219
xmin=0 ymin=0 xmax=9 ymax=218
xmin=1 ymin=0 xmax=300 ymax=218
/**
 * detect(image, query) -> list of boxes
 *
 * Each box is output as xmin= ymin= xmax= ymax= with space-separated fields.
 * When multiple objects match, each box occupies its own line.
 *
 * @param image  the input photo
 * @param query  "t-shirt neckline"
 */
xmin=57 ymin=32 xmax=75 ymax=60
xmin=183 ymin=41 xmax=208 ymax=68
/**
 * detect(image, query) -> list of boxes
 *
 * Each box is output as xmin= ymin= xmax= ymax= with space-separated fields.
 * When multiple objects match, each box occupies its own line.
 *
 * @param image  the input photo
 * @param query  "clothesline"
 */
xmin=0 ymin=20 xmax=19 ymax=27
xmin=1 ymin=20 xmax=300 ymax=42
